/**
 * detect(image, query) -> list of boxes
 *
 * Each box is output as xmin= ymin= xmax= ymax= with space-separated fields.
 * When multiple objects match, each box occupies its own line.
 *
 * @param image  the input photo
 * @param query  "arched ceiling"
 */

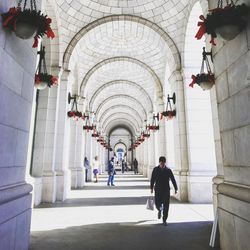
xmin=49 ymin=0 xmax=195 ymax=139
xmin=55 ymin=0 xmax=190 ymax=61
xmin=96 ymin=99 xmax=146 ymax=122
xmin=89 ymin=80 xmax=153 ymax=112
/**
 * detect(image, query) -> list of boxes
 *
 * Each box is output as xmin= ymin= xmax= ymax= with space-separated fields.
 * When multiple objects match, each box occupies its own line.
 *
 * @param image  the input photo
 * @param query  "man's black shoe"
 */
xmin=163 ymin=221 xmax=167 ymax=226
xmin=158 ymin=210 xmax=161 ymax=219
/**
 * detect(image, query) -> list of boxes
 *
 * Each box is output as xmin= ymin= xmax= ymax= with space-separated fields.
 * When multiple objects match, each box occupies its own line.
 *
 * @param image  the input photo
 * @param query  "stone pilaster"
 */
xmin=52 ymin=69 xmax=71 ymax=201
xmin=168 ymin=70 xmax=188 ymax=201
xmin=40 ymin=66 xmax=61 ymax=203
xmin=143 ymin=139 xmax=149 ymax=177
xmin=156 ymin=101 xmax=166 ymax=157
xmin=85 ymin=131 xmax=93 ymax=181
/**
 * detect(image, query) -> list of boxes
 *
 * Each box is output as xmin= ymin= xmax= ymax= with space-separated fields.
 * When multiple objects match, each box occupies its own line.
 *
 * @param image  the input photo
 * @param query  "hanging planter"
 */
xmin=34 ymin=45 xmax=58 ymax=90
xmin=83 ymin=125 xmax=94 ymax=132
xmin=189 ymin=47 xmax=215 ymax=91
xmin=189 ymin=73 xmax=215 ymax=90
xmin=142 ymin=132 xmax=150 ymax=138
xmin=161 ymin=110 xmax=176 ymax=119
xmin=92 ymin=129 xmax=99 ymax=138
xmin=83 ymin=112 xmax=95 ymax=133
xmin=1 ymin=0 xmax=55 ymax=48
xmin=35 ymin=73 xmax=57 ymax=89
xmin=146 ymin=113 xmax=159 ymax=131
xmin=67 ymin=93 xmax=84 ymax=120
xmin=160 ymin=93 xmax=176 ymax=120
xmin=195 ymin=0 xmax=249 ymax=45
xmin=67 ymin=111 xmax=83 ymax=119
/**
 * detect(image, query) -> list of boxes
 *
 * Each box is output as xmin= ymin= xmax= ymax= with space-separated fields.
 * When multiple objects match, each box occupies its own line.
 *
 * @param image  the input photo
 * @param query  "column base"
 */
xmin=187 ymin=171 xmax=216 ymax=203
xmin=0 ymin=183 xmax=32 ymax=250
xmin=71 ymin=168 xmax=85 ymax=188
xmin=173 ymin=170 xmax=188 ymax=202
xmin=217 ymin=182 xmax=250 ymax=250
xmin=56 ymin=170 xmax=70 ymax=201
xmin=42 ymin=171 xmax=56 ymax=203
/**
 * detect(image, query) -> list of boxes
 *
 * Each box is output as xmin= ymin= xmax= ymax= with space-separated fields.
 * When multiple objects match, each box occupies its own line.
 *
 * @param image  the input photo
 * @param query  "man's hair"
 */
xmin=159 ymin=156 xmax=166 ymax=163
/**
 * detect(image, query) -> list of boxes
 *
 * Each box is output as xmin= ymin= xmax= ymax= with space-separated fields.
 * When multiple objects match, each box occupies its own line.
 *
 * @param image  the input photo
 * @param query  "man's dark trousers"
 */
xmin=155 ymin=189 xmax=170 ymax=221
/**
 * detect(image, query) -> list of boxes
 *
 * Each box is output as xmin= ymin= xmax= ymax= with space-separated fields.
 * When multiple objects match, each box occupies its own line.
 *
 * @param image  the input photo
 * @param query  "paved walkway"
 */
xmin=29 ymin=173 xmax=219 ymax=250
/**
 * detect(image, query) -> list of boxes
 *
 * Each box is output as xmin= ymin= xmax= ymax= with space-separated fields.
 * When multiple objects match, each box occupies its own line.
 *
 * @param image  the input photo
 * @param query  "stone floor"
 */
xmin=29 ymin=173 xmax=219 ymax=250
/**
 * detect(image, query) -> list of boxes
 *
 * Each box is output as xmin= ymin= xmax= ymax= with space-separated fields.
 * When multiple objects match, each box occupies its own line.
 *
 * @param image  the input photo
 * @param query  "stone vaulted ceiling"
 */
xmin=49 ymin=0 xmax=195 ymax=137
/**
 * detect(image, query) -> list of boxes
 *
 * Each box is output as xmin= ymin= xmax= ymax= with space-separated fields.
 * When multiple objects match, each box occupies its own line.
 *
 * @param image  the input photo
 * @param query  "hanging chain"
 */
xmin=217 ymin=0 xmax=235 ymax=8
xmin=166 ymin=95 xmax=172 ymax=112
xmin=17 ymin=0 xmax=23 ymax=8
xmin=17 ymin=0 xmax=37 ymax=10
xmin=37 ymin=45 xmax=49 ymax=75
xmin=200 ymin=47 xmax=212 ymax=75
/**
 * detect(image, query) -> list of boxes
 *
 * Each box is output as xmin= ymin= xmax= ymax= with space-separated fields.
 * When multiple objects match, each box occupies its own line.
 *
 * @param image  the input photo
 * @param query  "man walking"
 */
xmin=150 ymin=156 xmax=178 ymax=226
xmin=107 ymin=157 xmax=115 ymax=186
xmin=133 ymin=158 xmax=138 ymax=174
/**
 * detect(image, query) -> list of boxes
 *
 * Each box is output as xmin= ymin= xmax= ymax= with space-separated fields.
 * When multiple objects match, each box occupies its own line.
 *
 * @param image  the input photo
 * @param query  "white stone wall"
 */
xmin=0 ymin=0 xmax=36 ymax=248
xmin=206 ymin=0 xmax=250 ymax=249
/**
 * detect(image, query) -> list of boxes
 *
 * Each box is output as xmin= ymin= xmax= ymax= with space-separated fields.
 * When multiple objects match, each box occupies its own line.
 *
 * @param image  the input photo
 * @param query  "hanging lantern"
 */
xmin=35 ymin=45 xmax=58 ymax=90
xmin=1 ymin=0 xmax=55 ymax=48
xmin=195 ymin=0 xmax=249 ymax=45
xmin=161 ymin=93 xmax=177 ymax=120
xmin=189 ymin=47 xmax=215 ymax=91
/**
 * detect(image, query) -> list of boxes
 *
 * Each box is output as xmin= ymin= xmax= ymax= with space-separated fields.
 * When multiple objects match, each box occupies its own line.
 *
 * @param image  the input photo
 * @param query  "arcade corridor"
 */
xmin=1 ymin=0 xmax=250 ymax=249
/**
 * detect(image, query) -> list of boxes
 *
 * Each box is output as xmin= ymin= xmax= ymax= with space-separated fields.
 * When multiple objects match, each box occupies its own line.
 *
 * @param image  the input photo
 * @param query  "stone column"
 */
xmin=207 ymin=1 xmax=250 ymax=247
xmin=0 ymin=1 xmax=35 ymax=246
xmin=142 ymin=140 xmax=147 ymax=177
xmin=52 ymin=70 xmax=71 ymax=201
xmin=75 ymin=121 xmax=85 ymax=187
xmin=85 ymin=131 xmax=93 ymax=181
xmin=147 ymin=113 xmax=157 ymax=178
xmin=156 ymin=101 xmax=166 ymax=157
xmin=210 ymin=87 xmax=224 ymax=213
xmin=69 ymin=119 xmax=85 ymax=189
xmin=168 ymin=71 xmax=189 ymax=201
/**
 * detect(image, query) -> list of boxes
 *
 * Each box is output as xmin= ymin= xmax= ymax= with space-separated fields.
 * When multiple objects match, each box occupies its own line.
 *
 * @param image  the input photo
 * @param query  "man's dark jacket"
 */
xmin=150 ymin=166 xmax=178 ymax=193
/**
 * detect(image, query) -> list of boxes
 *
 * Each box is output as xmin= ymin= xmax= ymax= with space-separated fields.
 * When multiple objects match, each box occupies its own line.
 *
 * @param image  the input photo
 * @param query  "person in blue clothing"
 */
xmin=107 ymin=157 xmax=115 ymax=186
xmin=150 ymin=156 xmax=178 ymax=226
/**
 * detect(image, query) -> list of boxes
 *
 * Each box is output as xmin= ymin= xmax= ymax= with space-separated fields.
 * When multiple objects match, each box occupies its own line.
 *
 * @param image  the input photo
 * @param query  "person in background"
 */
xmin=121 ymin=159 xmax=125 ymax=173
xmin=92 ymin=156 xmax=100 ymax=183
xmin=133 ymin=158 xmax=138 ymax=174
xmin=150 ymin=156 xmax=178 ymax=226
xmin=84 ymin=156 xmax=90 ymax=182
xmin=107 ymin=157 xmax=115 ymax=186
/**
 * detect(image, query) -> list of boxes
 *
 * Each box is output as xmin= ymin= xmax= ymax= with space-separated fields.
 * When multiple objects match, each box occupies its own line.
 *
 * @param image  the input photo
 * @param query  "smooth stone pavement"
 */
xmin=29 ymin=173 xmax=220 ymax=250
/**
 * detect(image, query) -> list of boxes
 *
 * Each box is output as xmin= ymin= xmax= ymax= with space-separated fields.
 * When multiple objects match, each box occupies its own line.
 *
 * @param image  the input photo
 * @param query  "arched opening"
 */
xmin=183 ymin=1 xmax=218 ymax=203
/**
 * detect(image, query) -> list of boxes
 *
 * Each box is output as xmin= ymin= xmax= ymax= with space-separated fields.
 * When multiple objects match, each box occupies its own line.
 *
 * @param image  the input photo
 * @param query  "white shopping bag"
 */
xmin=146 ymin=196 xmax=154 ymax=211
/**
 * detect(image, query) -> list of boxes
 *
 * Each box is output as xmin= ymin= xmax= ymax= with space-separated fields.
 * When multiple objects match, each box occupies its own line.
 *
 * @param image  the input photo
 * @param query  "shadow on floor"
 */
xmin=72 ymin=185 xmax=150 ymax=190
xmin=30 ymin=221 xmax=219 ymax=250
xmin=36 ymin=197 xmax=180 ymax=208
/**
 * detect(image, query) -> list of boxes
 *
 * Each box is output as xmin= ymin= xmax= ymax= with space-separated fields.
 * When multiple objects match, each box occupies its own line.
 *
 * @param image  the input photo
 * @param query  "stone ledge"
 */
xmin=217 ymin=182 xmax=250 ymax=203
xmin=0 ymin=183 xmax=33 ymax=205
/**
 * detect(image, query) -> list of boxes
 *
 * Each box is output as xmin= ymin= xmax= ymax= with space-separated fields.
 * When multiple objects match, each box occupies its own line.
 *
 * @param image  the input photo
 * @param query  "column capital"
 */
xmin=50 ymin=66 xmax=61 ymax=76
xmin=168 ymin=70 xmax=183 ymax=84
xmin=60 ymin=69 xmax=71 ymax=81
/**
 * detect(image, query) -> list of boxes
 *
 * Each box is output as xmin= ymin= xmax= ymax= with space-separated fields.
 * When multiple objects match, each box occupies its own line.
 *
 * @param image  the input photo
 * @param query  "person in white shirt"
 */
xmin=92 ymin=156 xmax=100 ymax=183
